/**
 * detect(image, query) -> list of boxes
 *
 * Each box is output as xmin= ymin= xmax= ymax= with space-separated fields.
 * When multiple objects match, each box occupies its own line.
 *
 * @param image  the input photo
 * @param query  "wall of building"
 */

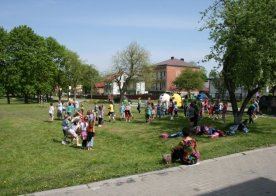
xmin=166 ymin=66 xmax=184 ymax=91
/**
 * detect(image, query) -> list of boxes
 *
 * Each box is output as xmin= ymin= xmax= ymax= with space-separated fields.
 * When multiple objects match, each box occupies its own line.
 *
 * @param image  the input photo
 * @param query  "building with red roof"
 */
xmin=154 ymin=56 xmax=200 ymax=92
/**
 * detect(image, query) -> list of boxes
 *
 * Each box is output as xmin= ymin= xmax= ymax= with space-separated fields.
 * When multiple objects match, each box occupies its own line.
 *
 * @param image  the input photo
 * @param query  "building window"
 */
xmin=162 ymin=71 xmax=166 ymax=79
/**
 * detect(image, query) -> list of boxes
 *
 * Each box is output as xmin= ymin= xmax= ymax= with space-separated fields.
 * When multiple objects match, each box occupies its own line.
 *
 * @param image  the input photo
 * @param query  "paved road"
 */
xmin=28 ymin=146 xmax=276 ymax=196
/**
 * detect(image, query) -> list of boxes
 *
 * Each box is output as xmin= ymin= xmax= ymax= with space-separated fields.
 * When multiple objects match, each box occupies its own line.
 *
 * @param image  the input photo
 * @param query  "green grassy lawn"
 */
xmin=0 ymin=100 xmax=275 ymax=195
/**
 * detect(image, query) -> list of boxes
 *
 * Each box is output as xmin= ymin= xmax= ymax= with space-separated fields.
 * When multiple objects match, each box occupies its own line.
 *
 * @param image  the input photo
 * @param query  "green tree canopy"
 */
xmin=0 ymin=27 xmax=15 ymax=103
xmin=201 ymin=0 xmax=276 ymax=123
xmin=7 ymin=25 xmax=58 ymax=103
xmin=0 ymin=25 xmax=101 ymax=103
xmin=80 ymin=64 xmax=101 ymax=97
xmin=63 ymin=49 xmax=83 ymax=98
xmin=173 ymin=68 xmax=205 ymax=98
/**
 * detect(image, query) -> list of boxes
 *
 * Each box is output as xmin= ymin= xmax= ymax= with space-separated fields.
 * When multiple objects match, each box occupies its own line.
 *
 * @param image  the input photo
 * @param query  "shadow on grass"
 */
xmin=43 ymin=120 xmax=54 ymax=123
xmin=52 ymin=138 xmax=61 ymax=143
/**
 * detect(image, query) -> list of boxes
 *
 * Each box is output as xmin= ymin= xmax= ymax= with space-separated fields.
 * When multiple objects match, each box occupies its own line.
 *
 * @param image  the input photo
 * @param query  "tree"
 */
xmin=63 ymin=49 xmax=83 ymax=99
xmin=0 ymin=27 xmax=18 ymax=104
xmin=189 ymin=61 xmax=208 ymax=82
xmin=173 ymin=68 xmax=205 ymax=98
xmin=45 ymin=37 xmax=66 ymax=100
xmin=7 ymin=25 xmax=57 ymax=103
xmin=141 ymin=64 xmax=156 ymax=91
xmin=201 ymin=0 xmax=276 ymax=123
xmin=81 ymin=64 xmax=101 ymax=98
xmin=112 ymin=42 xmax=150 ymax=101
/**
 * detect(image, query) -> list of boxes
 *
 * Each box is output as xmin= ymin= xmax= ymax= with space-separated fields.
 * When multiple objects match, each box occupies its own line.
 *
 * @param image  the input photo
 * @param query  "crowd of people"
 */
xmin=48 ymin=94 xmax=260 ymax=156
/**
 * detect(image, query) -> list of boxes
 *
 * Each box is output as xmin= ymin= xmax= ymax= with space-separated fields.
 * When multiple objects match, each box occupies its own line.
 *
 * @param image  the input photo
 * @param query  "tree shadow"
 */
xmin=199 ymin=177 xmax=276 ymax=195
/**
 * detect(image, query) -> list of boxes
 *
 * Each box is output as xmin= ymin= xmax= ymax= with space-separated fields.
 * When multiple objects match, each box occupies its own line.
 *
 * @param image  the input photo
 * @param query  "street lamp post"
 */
xmin=68 ymin=86 xmax=71 ymax=101
xmin=59 ymin=87 xmax=62 ymax=100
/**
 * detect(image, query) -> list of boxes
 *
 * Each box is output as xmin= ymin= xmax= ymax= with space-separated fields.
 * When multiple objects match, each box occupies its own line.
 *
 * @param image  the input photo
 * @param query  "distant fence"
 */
xmin=209 ymin=93 xmax=247 ymax=101
xmin=84 ymin=94 xmax=160 ymax=100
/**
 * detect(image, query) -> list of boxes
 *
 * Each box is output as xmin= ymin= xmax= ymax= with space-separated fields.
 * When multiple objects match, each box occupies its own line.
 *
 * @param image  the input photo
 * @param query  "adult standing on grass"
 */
xmin=49 ymin=103 xmax=54 ymax=121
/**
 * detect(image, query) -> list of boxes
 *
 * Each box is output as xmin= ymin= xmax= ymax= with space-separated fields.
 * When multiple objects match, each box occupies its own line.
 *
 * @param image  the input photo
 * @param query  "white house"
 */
xmin=98 ymin=72 xmax=147 ymax=95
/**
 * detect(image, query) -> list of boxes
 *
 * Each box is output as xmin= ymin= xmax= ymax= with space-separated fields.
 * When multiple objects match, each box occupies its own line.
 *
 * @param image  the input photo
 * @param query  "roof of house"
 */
xmin=95 ymin=81 xmax=104 ymax=88
xmin=103 ymin=71 xmax=124 ymax=82
xmin=156 ymin=57 xmax=199 ymax=68
xmin=95 ymin=71 xmax=125 ymax=87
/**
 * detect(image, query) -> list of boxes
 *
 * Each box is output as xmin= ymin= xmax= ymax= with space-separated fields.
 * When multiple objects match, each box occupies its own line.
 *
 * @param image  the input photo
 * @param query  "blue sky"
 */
xmin=0 ymin=0 xmax=216 ymax=74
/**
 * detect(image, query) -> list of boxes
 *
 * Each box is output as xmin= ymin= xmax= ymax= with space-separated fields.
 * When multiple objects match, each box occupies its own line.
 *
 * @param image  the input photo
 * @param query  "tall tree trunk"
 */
xmin=223 ymin=60 xmax=260 ymax=124
xmin=187 ymin=90 xmax=191 ymax=99
xmin=6 ymin=91 xmax=10 ymax=104
xmin=223 ymin=59 xmax=241 ymax=124
xmin=58 ymin=90 xmax=61 ymax=101
xmin=24 ymin=93 xmax=29 ymax=104
xmin=225 ymin=78 xmax=241 ymax=124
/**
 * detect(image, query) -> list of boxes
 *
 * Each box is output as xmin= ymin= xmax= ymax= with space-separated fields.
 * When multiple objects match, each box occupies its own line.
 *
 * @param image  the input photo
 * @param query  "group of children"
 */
xmin=48 ymin=98 xmax=116 ymax=150
xmin=184 ymin=98 xmax=228 ymax=125
xmin=61 ymin=111 xmax=96 ymax=150
xmin=49 ymin=99 xmax=80 ymax=121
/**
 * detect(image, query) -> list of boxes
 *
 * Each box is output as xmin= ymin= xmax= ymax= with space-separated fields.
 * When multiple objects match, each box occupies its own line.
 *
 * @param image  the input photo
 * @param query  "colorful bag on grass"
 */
xmin=160 ymin=134 xmax=169 ymax=138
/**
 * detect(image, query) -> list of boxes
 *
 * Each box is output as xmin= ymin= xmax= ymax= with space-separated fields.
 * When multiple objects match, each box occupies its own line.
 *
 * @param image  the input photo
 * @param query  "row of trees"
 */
xmin=0 ymin=25 xmax=100 ymax=104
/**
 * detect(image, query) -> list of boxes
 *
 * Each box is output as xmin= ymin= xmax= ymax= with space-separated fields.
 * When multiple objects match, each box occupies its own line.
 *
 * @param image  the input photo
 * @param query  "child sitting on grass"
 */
xmin=171 ymin=128 xmax=200 ymax=165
